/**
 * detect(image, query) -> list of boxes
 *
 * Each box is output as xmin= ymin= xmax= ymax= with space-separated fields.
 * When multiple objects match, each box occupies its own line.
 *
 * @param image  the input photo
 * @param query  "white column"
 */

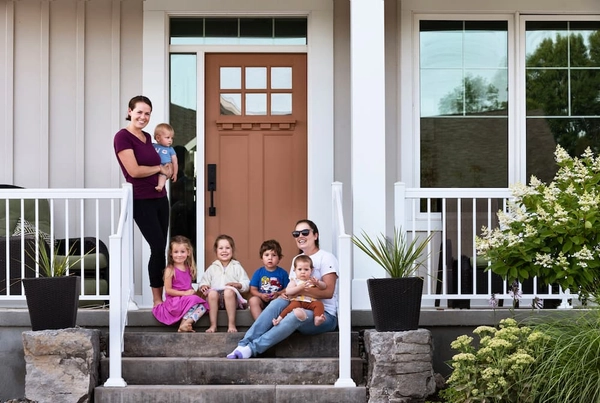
xmin=350 ymin=0 xmax=387 ymax=309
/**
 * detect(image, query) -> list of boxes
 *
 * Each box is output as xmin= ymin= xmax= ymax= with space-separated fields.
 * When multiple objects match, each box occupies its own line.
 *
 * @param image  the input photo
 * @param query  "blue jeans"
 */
xmin=238 ymin=297 xmax=338 ymax=356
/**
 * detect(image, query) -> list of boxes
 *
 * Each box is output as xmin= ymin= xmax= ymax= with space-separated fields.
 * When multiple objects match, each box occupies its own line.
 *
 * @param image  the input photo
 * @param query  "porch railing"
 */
xmin=0 ymin=184 xmax=134 ymax=387
xmin=332 ymin=182 xmax=355 ymax=387
xmin=395 ymin=182 xmax=577 ymax=309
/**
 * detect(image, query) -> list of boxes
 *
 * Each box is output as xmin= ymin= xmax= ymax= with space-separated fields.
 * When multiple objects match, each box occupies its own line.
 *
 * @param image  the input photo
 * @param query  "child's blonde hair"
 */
xmin=167 ymin=235 xmax=196 ymax=278
xmin=154 ymin=122 xmax=174 ymax=141
xmin=214 ymin=234 xmax=236 ymax=259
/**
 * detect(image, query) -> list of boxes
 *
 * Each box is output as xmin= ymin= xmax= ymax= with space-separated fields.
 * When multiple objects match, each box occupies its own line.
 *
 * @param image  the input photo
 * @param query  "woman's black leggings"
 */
xmin=133 ymin=196 xmax=170 ymax=288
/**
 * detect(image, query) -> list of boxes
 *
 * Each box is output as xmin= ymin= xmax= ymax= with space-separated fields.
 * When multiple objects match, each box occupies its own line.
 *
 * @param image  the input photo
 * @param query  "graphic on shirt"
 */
xmin=260 ymin=276 xmax=283 ymax=293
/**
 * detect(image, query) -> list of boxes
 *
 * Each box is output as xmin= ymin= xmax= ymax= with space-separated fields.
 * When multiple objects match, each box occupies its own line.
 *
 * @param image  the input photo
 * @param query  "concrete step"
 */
xmin=94 ymin=384 xmax=367 ymax=403
xmin=121 ymin=331 xmax=360 ymax=358
xmin=100 ymin=356 xmax=365 ymax=385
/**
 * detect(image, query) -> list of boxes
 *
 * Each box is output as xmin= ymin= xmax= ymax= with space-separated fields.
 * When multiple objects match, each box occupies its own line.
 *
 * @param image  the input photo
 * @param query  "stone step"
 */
xmin=99 ymin=356 xmax=365 ymax=386
xmin=94 ymin=384 xmax=367 ymax=403
xmin=121 ymin=331 xmax=360 ymax=358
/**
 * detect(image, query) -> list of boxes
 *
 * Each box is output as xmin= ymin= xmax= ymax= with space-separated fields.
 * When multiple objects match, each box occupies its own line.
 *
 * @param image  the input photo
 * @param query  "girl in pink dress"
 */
xmin=152 ymin=236 xmax=209 ymax=332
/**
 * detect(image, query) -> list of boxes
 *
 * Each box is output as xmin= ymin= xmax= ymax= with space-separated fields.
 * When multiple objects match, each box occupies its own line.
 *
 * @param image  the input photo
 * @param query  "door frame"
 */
xmin=140 ymin=3 xmax=334 ymax=306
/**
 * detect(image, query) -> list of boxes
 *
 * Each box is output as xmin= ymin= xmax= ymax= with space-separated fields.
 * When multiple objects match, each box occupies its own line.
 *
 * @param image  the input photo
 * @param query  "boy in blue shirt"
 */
xmin=248 ymin=240 xmax=289 ymax=320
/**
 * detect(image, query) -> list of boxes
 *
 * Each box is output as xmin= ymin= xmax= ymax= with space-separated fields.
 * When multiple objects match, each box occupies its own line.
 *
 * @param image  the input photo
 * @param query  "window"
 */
xmin=417 ymin=16 xmax=600 ymax=188
xmin=420 ymin=20 xmax=508 ymax=188
xmin=170 ymin=17 xmax=307 ymax=45
xmin=525 ymin=21 xmax=600 ymax=183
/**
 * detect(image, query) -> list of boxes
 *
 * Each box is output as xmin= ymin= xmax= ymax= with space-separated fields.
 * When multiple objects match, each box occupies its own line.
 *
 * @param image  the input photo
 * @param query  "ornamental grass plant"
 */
xmin=476 ymin=145 xmax=600 ymax=302
xmin=525 ymin=308 xmax=600 ymax=403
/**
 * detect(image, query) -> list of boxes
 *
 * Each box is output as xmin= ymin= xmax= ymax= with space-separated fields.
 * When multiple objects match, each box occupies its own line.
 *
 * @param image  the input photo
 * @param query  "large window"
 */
xmin=418 ymin=17 xmax=600 ymax=188
xmin=525 ymin=21 xmax=600 ymax=183
xmin=420 ymin=20 xmax=508 ymax=188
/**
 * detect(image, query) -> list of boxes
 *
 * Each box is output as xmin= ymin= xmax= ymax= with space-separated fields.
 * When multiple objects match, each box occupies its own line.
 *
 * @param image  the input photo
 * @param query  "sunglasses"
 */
xmin=292 ymin=229 xmax=312 ymax=238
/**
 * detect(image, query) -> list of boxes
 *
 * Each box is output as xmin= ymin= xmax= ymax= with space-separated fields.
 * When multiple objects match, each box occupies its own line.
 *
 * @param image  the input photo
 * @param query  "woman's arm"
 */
xmin=117 ymin=149 xmax=171 ymax=178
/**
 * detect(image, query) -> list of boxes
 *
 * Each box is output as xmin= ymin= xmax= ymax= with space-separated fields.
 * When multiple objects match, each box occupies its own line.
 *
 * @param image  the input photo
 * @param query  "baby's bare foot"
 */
xmin=272 ymin=317 xmax=281 ymax=326
xmin=227 ymin=326 xmax=238 ymax=333
xmin=205 ymin=326 xmax=216 ymax=333
xmin=314 ymin=314 xmax=326 ymax=326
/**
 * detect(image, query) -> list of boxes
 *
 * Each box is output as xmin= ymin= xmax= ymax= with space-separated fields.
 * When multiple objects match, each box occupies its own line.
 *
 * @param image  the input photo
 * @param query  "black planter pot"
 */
xmin=22 ymin=276 xmax=80 ymax=331
xmin=367 ymin=277 xmax=423 ymax=332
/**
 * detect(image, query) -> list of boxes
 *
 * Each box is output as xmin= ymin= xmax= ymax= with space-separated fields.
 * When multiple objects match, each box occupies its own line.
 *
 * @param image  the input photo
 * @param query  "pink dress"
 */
xmin=152 ymin=267 xmax=209 ymax=325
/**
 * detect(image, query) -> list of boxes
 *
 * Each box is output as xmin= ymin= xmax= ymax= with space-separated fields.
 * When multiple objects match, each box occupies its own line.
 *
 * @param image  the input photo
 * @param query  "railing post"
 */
xmin=395 ymin=182 xmax=407 ymax=231
xmin=103 ymin=234 xmax=126 ymax=387
xmin=335 ymin=233 xmax=355 ymax=387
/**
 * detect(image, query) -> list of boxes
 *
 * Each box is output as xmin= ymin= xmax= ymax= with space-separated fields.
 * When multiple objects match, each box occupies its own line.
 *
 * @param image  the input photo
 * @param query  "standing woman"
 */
xmin=114 ymin=95 xmax=173 ymax=306
xmin=227 ymin=219 xmax=338 ymax=359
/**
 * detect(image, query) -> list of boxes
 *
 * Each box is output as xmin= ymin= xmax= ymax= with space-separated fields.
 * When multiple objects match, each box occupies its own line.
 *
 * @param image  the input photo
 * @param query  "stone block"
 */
xmin=22 ymin=328 xmax=100 ymax=403
xmin=364 ymin=329 xmax=436 ymax=403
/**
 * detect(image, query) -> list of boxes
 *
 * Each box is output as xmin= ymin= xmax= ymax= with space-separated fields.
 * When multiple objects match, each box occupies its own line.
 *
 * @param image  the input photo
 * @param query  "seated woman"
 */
xmin=227 ymin=219 xmax=338 ymax=359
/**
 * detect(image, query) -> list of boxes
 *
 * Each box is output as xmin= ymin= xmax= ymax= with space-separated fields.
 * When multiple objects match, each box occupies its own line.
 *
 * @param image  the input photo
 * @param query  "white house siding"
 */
xmin=0 ymin=0 xmax=144 ymax=190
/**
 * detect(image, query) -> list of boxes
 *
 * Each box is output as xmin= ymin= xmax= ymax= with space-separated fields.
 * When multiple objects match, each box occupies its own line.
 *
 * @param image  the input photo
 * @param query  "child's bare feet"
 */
xmin=227 ymin=326 xmax=238 ymax=333
xmin=314 ymin=314 xmax=326 ymax=326
xmin=272 ymin=317 xmax=282 ymax=326
xmin=205 ymin=326 xmax=217 ymax=333
xmin=178 ymin=321 xmax=195 ymax=332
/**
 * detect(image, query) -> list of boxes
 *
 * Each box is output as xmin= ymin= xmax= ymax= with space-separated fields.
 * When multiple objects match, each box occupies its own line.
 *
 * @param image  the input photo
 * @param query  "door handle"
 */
xmin=207 ymin=164 xmax=217 ymax=216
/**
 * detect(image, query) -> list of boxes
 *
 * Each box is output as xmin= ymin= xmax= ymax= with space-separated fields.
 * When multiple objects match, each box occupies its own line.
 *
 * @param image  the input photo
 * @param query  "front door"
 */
xmin=204 ymin=53 xmax=307 ymax=276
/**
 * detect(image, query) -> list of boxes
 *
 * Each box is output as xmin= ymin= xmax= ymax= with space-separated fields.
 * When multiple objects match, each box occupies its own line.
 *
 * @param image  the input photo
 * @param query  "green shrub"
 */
xmin=441 ymin=318 xmax=546 ymax=403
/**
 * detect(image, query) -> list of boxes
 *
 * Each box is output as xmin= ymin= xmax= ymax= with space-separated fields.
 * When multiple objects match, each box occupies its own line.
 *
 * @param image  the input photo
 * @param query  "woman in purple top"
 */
xmin=114 ymin=95 xmax=173 ymax=306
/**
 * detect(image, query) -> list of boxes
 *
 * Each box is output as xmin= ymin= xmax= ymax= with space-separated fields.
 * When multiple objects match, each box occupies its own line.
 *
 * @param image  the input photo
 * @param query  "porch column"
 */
xmin=350 ymin=0 xmax=387 ymax=309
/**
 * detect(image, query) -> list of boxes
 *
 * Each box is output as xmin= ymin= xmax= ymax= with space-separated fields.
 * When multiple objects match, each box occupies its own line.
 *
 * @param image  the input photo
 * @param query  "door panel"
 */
xmin=205 ymin=53 xmax=307 ymax=276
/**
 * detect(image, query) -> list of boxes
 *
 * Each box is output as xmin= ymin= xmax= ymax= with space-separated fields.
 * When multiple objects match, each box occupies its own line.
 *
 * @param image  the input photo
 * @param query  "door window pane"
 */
xmin=221 ymin=94 xmax=242 ymax=115
xmin=271 ymin=93 xmax=292 ymax=115
xmin=419 ymin=20 xmax=508 ymax=188
xmin=220 ymin=67 xmax=241 ymax=90
xmin=245 ymin=67 xmax=267 ymax=89
xmin=246 ymin=94 xmax=267 ymax=115
xmin=271 ymin=67 xmax=292 ymax=89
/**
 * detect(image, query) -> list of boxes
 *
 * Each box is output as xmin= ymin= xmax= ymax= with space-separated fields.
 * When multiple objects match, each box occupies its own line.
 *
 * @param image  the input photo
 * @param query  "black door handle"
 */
xmin=207 ymin=164 xmax=216 ymax=216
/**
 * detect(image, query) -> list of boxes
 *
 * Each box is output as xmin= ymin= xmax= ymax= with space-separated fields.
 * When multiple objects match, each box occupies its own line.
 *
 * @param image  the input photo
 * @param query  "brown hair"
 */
xmin=259 ymin=239 xmax=283 ymax=259
xmin=154 ymin=123 xmax=174 ymax=141
xmin=214 ymin=234 xmax=236 ymax=258
xmin=167 ymin=235 xmax=196 ymax=278
xmin=125 ymin=95 xmax=152 ymax=121
xmin=294 ymin=254 xmax=314 ymax=270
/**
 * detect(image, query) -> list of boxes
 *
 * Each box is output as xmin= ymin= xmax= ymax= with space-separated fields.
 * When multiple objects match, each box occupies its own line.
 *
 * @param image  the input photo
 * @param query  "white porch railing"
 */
xmin=0 ymin=184 xmax=134 ymax=387
xmin=395 ymin=182 xmax=577 ymax=308
xmin=332 ymin=182 xmax=355 ymax=387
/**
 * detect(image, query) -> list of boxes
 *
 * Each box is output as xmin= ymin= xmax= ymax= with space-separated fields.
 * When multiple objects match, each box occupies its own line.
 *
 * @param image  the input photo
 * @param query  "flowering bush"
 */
xmin=476 ymin=145 xmax=600 ymax=300
xmin=441 ymin=318 xmax=547 ymax=403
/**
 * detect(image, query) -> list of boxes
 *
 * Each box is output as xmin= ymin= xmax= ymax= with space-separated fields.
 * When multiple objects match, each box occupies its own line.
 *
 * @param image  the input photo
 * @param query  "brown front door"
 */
xmin=205 ymin=53 xmax=307 ymax=276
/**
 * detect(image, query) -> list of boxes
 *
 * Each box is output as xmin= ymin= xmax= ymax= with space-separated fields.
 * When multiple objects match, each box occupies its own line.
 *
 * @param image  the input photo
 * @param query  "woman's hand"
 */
xmin=159 ymin=163 xmax=173 ymax=177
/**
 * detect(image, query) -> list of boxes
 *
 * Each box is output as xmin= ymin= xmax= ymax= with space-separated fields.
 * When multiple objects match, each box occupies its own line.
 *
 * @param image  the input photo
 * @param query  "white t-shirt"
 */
xmin=290 ymin=249 xmax=339 ymax=316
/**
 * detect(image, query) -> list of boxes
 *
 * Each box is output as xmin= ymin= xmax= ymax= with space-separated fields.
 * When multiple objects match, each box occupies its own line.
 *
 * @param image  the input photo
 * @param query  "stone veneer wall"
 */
xmin=364 ymin=329 xmax=436 ymax=403
xmin=22 ymin=328 xmax=100 ymax=403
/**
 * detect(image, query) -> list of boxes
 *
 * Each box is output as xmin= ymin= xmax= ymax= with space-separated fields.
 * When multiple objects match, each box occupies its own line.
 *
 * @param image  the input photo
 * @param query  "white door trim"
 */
xmin=140 ymin=3 xmax=333 ymax=307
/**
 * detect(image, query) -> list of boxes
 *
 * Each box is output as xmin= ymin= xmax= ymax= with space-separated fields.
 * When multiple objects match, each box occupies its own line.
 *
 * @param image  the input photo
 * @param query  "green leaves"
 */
xmin=476 ymin=145 xmax=600 ymax=301
xmin=352 ymin=227 xmax=435 ymax=278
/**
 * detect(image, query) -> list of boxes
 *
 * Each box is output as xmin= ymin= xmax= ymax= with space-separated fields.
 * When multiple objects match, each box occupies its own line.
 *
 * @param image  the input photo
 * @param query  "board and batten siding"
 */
xmin=0 ymin=0 xmax=144 ymax=189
